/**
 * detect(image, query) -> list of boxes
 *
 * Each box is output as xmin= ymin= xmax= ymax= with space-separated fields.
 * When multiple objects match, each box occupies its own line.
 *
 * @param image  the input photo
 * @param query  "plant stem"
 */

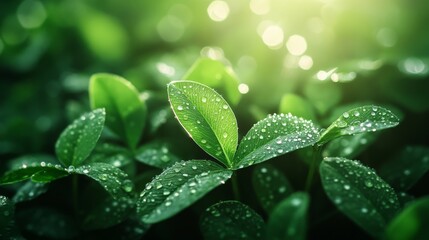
xmin=72 ymin=174 xmax=79 ymax=217
xmin=305 ymin=145 xmax=322 ymax=192
xmin=231 ymin=173 xmax=240 ymax=201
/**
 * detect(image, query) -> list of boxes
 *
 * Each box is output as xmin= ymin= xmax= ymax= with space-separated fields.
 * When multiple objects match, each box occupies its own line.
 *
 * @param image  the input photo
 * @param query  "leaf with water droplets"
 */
xmin=90 ymin=73 xmax=147 ymax=149
xmin=323 ymin=132 xmax=378 ymax=158
xmin=76 ymin=162 xmax=134 ymax=200
xmin=0 ymin=196 xmax=21 ymax=239
xmin=183 ymin=57 xmax=241 ymax=105
xmin=320 ymin=157 xmax=400 ymax=238
xmin=135 ymin=141 xmax=181 ymax=169
xmin=0 ymin=157 xmax=68 ymax=185
xmin=318 ymin=105 xmax=399 ymax=145
xmin=137 ymin=160 xmax=232 ymax=223
xmin=55 ymin=109 xmax=106 ymax=167
xmin=252 ymin=164 xmax=293 ymax=214
xmin=380 ymin=146 xmax=429 ymax=191
xmin=267 ymin=192 xmax=309 ymax=240
xmin=88 ymin=143 xmax=133 ymax=167
xmin=168 ymin=81 xmax=238 ymax=168
xmin=82 ymin=195 xmax=135 ymax=230
xmin=279 ymin=94 xmax=316 ymax=121
xmin=385 ymin=196 xmax=429 ymax=240
xmin=233 ymin=113 xmax=320 ymax=169
xmin=16 ymin=207 xmax=79 ymax=239
xmin=13 ymin=181 xmax=48 ymax=203
xmin=200 ymin=200 xmax=265 ymax=240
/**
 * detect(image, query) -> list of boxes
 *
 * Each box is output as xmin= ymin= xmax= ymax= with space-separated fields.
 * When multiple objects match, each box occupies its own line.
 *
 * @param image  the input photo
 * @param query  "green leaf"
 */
xmin=76 ymin=162 xmax=134 ymax=201
xmin=83 ymin=196 xmax=135 ymax=230
xmin=322 ymin=132 xmax=378 ymax=159
xmin=318 ymin=105 xmax=400 ymax=145
xmin=137 ymin=160 xmax=232 ymax=223
xmin=13 ymin=181 xmax=48 ymax=203
xmin=135 ymin=141 xmax=181 ymax=169
xmin=233 ymin=113 xmax=320 ymax=169
xmin=88 ymin=143 xmax=133 ymax=167
xmin=168 ymin=81 xmax=238 ymax=168
xmin=385 ymin=196 xmax=429 ymax=240
xmin=279 ymin=94 xmax=316 ymax=121
xmin=320 ymin=157 xmax=400 ymax=238
xmin=148 ymin=106 xmax=171 ymax=134
xmin=0 ymin=164 xmax=68 ymax=185
xmin=304 ymin=81 xmax=342 ymax=115
xmin=183 ymin=58 xmax=241 ymax=105
xmin=252 ymin=164 xmax=293 ymax=214
xmin=266 ymin=192 xmax=309 ymax=240
xmin=380 ymin=146 xmax=429 ymax=191
xmin=200 ymin=201 xmax=265 ymax=240
xmin=90 ymin=73 xmax=147 ymax=149
xmin=55 ymin=109 xmax=106 ymax=167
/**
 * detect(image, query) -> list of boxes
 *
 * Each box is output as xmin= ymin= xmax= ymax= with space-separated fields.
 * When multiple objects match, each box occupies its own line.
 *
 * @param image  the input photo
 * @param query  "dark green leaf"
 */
xmin=0 ymin=164 xmax=68 ymax=185
xmin=252 ymin=164 xmax=293 ymax=214
xmin=183 ymin=58 xmax=241 ymax=105
xmin=108 ymin=217 xmax=150 ymax=240
xmin=233 ymin=113 xmax=320 ymax=169
xmin=16 ymin=207 xmax=79 ymax=239
xmin=90 ymin=73 xmax=147 ymax=149
xmin=13 ymin=181 xmax=48 ymax=203
xmin=55 ymin=109 xmax=106 ymax=167
xmin=76 ymin=162 xmax=134 ymax=200
xmin=200 ymin=200 xmax=265 ymax=240
xmin=320 ymin=157 xmax=400 ymax=238
xmin=318 ymin=106 xmax=400 ymax=145
xmin=380 ymin=146 xmax=429 ymax=191
xmin=148 ymin=106 xmax=171 ymax=134
xmin=168 ymin=81 xmax=238 ymax=168
xmin=83 ymin=196 xmax=135 ymax=230
xmin=135 ymin=141 xmax=181 ymax=169
xmin=323 ymin=132 xmax=378 ymax=158
xmin=279 ymin=94 xmax=315 ymax=121
xmin=385 ymin=196 xmax=429 ymax=240
xmin=267 ymin=192 xmax=309 ymax=240
xmin=137 ymin=160 xmax=232 ymax=223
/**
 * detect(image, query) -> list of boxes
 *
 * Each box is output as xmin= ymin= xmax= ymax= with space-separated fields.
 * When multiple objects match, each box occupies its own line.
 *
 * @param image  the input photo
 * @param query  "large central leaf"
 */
xmin=233 ymin=113 xmax=320 ymax=169
xmin=168 ymin=81 xmax=238 ymax=168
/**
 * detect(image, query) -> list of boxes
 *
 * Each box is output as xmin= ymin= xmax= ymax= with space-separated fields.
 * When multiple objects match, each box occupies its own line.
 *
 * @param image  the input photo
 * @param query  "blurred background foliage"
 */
xmin=1 ymin=0 xmax=429 ymax=238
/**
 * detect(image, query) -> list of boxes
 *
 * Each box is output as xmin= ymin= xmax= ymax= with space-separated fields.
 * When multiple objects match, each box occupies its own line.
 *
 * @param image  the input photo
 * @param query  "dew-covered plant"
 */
xmin=1 ymin=67 xmax=429 ymax=240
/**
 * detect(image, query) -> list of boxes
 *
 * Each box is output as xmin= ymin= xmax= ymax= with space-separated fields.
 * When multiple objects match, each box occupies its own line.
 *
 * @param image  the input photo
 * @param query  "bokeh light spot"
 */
xmin=17 ymin=0 xmax=47 ymax=29
xmin=238 ymin=83 xmax=250 ymax=94
xmin=250 ymin=0 xmax=270 ymax=15
xmin=286 ymin=35 xmax=307 ymax=56
xmin=298 ymin=55 xmax=313 ymax=70
xmin=261 ymin=25 xmax=284 ymax=49
xmin=207 ymin=1 xmax=230 ymax=22
xmin=157 ymin=15 xmax=185 ymax=42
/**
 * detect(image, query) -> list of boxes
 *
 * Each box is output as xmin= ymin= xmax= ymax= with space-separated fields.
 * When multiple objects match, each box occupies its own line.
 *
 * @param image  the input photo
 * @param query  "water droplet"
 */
xmin=223 ymin=132 xmax=228 ymax=138
xmin=201 ymin=139 xmax=207 ymax=144
xmin=364 ymin=180 xmax=373 ymax=188
xmin=177 ymin=105 xmax=184 ymax=111
xmin=67 ymin=166 xmax=75 ymax=173
xmin=155 ymin=182 xmax=163 ymax=189
xmin=353 ymin=111 xmax=360 ymax=117
xmin=343 ymin=112 xmax=350 ymax=118
xmin=404 ymin=169 xmax=411 ymax=176
xmin=336 ymin=120 xmax=347 ymax=128
xmin=202 ymin=97 xmax=207 ymax=103
xmin=344 ymin=185 xmax=350 ymax=190
xmin=163 ymin=190 xmax=171 ymax=195
xmin=222 ymin=104 xmax=228 ymax=110
xmin=122 ymin=180 xmax=133 ymax=192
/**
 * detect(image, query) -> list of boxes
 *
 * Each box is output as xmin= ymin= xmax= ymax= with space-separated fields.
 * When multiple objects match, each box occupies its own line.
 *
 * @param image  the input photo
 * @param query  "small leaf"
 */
xmin=76 ymin=162 xmax=134 ymax=200
xmin=267 ymin=192 xmax=309 ymax=240
xmin=279 ymin=94 xmax=316 ymax=121
xmin=380 ymin=146 xmax=429 ymax=191
xmin=55 ymin=109 xmax=106 ymax=167
xmin=200 ymin=201 xmax=265 ymax=240
xmin=320 ymin=157 xmax=400 ymax=238
xmin=90 ymin=73 xmax=147 ymax=149
xmin=135 ymin=141 xmax=181 ymax=169
xmin=183 ymin=58 xmax=241 ymax=105
xmin=16 ymin=207 xmax=79 ymax=239
xmin=252 ymin=164 xmax=293 ymax=214
xmin=13 ymin=181 xmax=48 ymax=203
xmin=137 ymin=160 xmax=232 ymax=223
xmin=233 ymin=113 xmax=320 ymax=169
xmin=0 ymin=164 xmax=68 ymax=185
xmin=88 ymin=143 xmax=133 ymax=167
xmin=148 ymin=106 xmax=171 ymax=134
xmin=304 ymin=81 xmax=342 ymax=115
xmin=385 ymin=196 xmax=429 ymax=240
xmin=318 ymin=105 xmax=399 ymax=145
xmin=83 ymin=196 xmax=135 ymax=230
xmin=168 ymin=81 xmax=238 ymax=168
xmin=323 ymin=132 xmax=378 ymax=158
